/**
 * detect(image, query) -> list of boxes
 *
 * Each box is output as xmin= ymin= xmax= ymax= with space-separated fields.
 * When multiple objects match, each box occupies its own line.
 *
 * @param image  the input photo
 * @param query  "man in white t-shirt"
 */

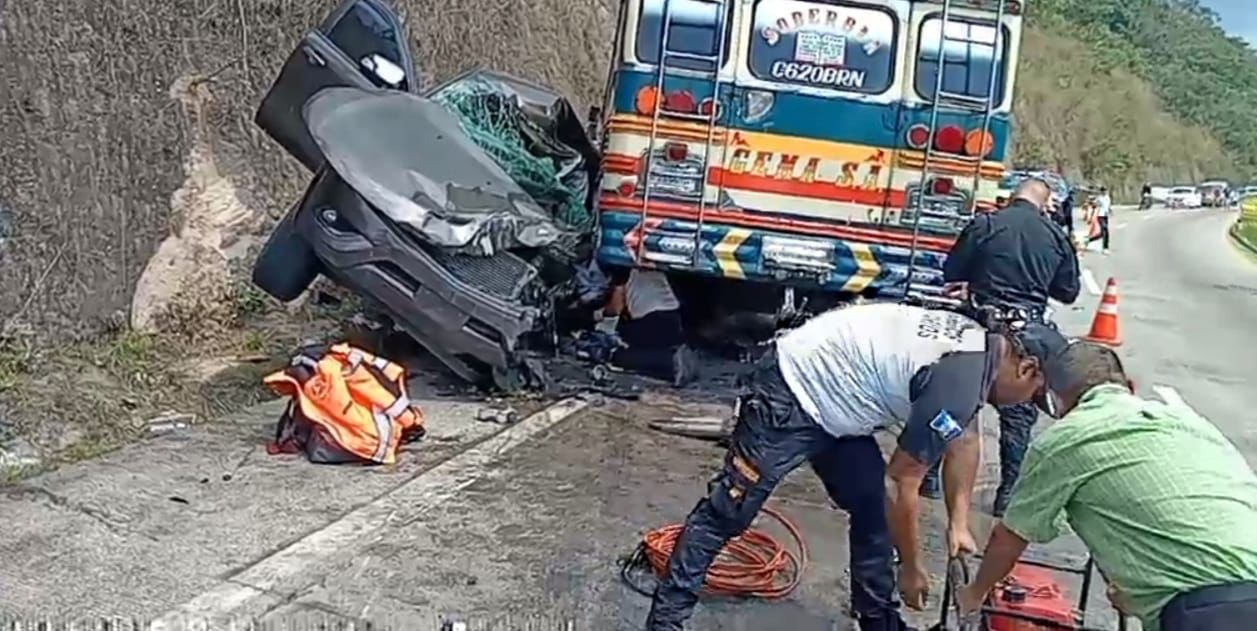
xmin=646 ymin=302 xmax=1067 ymax=631
xmin=1088 ymin=187 xmax=1113 ymax=254
xmin=604 ymin=268 xmax=696 ymax=386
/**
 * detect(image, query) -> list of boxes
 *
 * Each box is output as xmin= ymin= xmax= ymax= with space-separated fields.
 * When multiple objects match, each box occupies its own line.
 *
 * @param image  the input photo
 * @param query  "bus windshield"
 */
xmin=747 ymin=0 xmax=897 ymax=94
xmin=915 ymin=15 xmax=1008 ymax=104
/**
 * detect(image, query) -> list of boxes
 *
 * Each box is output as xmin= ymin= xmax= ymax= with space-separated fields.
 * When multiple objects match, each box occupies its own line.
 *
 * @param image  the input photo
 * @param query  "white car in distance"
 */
xmin=1166 ymin=186 xmax=1203 ymax=209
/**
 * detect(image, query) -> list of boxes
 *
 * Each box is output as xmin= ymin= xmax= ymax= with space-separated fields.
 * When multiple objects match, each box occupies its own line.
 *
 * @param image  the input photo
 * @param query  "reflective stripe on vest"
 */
xmin=371 ymin=409 xmax=393 ymax=463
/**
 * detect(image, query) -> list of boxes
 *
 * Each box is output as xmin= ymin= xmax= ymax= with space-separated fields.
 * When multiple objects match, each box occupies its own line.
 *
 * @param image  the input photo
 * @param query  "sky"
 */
xmin=1202 ymin=0 xmax=1257 ymax=47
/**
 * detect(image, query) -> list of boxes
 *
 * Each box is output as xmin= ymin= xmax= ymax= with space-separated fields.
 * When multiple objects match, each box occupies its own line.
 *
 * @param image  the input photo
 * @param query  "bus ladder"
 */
xmin=903 ymin=0 xmax=1008 ymax=301
xmin=636 ymin=0 xmax=729 ymax=268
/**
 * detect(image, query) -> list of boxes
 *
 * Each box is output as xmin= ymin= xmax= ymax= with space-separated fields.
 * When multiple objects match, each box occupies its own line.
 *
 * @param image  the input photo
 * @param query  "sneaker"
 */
xmin=671 ymin=345 xmax=698 ymax=388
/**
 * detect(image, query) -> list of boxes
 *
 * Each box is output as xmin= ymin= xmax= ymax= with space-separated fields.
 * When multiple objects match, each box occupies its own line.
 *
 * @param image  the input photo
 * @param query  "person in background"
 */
xmin=924 ymin=178 xmax=1080 ymax=516
xmin=603 ymin=268 xmax=696 ymax=387
xmin=1053 ymin=189 xmax=1075 ymax=233
xmin=1087 ymin=186 xmax=1113 ymax=254
xmin=957 ymin=342 xmax=1257 ymax=631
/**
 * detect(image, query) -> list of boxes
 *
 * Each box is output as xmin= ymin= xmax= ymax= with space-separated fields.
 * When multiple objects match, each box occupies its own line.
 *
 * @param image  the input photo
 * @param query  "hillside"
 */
xmin=1013 ymin=26 xmax=1235 ymax=196
xmin=1023 ymin=0 xmax=1257 ymax=193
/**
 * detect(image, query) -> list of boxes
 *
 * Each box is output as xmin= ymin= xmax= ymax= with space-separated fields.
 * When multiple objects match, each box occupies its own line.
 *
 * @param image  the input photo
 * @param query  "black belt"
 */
xmin=961 ymin=300 xmax=1049 ymax=329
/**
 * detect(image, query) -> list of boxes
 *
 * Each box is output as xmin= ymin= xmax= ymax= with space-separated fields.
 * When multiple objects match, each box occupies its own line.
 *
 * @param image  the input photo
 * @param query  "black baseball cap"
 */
xmin=1012 ymin=322 xmax=1072 ymax=415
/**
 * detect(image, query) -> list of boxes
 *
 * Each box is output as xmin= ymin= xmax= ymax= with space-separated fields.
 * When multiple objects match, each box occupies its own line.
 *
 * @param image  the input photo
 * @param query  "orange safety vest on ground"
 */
xmin=263 ymin=344 xmax=425 ymax=465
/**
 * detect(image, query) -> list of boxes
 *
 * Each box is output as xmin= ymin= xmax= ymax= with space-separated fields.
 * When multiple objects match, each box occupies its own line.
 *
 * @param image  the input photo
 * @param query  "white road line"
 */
xmin=148 ymin=397 xmax=590 ymax=630
xmin=1113 ymin=222 xmax=1128 ymax=230
xmin=1153 ymin=385 xmax=1189 ymax=410
xmin=1082 ymin=268 xmax=1102 ymax=296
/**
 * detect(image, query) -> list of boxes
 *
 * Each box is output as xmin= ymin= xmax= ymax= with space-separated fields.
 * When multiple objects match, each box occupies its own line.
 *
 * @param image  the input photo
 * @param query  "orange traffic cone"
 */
xmin=1084 ymin=277 xmax=1122 ymax=346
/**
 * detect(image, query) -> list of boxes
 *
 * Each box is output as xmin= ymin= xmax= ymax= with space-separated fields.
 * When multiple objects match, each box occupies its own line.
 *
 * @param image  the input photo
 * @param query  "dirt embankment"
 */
xmin=0 ymin=0 xmax=616 ymax=473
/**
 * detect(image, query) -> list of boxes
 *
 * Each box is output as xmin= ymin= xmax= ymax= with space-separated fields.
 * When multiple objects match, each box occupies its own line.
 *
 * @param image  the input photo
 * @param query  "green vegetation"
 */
xmin=1236 ymin=221 xmax=1257 ymax=245
xmin=1232 ymin=198 xmax=1257 ymax=256
xmin=1019 ymin=0 xmax=1257 ymax=195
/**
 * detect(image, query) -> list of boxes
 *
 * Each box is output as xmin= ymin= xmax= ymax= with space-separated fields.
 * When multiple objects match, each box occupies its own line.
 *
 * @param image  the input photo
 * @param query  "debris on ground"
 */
xmin=0 ymin=437 xmax=42 ymax=474
xmin=647 ymin=416 xmax=732 ymax=441
xmin=476 ymin=406 xmax=520 ymax=425
xmin=146 ymin=412 xmax=196 ymax=435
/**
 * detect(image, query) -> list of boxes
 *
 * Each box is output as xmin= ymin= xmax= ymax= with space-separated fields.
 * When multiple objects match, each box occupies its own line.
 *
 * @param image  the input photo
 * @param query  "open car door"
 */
xmin=255 ymin=0 xmax=418 ymax=171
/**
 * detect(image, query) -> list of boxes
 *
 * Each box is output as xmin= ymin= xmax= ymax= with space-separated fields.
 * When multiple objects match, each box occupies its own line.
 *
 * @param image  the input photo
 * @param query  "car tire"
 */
xmin=252 ymin=210 xmax=321 ymax=302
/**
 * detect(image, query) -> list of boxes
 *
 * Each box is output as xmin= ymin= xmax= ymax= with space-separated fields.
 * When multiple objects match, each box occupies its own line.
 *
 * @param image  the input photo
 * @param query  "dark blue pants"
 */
xmin=922 ymin=400 xmax=1037 ymax=516
xmin=1161 ymin=582 xmax=1257 ymax=630
xmin=646 ymin=357 xmax=903 ymax=631
xmin=613 ymin=310 xmax=684 ymax=382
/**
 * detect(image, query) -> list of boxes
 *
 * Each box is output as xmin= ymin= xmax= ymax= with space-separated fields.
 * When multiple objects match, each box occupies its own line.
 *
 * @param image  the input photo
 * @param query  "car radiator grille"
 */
xmin=422 ymin=246 xmax=539 ymax=302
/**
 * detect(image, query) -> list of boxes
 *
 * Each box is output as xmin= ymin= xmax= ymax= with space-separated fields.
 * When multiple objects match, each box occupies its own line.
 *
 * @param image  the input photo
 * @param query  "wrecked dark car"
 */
xmin=250 ymin=0 xmax=600 ymax=390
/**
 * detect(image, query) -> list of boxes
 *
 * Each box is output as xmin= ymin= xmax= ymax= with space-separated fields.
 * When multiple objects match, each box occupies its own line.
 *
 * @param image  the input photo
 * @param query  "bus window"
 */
xmin=636 ymin=0 xmax=734 ymax=71
xmin=747 ymin=0 xmax=897 ymax=94
xmin=915 ymin=17 xmax=1008 ymax=104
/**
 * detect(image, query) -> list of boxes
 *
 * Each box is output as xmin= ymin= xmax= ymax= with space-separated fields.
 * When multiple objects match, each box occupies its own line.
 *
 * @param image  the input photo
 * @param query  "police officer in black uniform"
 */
xmin=921 ymin=178 xmax=1080 ymax=516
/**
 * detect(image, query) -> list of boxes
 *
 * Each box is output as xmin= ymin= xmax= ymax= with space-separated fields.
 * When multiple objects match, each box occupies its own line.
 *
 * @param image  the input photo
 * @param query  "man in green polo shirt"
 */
xmin=956 ymin=342 xmax=1257 ymax=630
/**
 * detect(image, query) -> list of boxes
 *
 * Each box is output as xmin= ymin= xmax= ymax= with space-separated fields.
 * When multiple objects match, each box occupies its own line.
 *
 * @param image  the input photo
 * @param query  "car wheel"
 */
xmin=252 ymin=210 xmax=321 ymax=302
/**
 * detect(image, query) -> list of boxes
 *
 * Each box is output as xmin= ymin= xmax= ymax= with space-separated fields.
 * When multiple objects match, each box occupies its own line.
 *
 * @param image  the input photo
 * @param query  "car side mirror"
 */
xmin=360 ymin=53 xmax=406 ymax=88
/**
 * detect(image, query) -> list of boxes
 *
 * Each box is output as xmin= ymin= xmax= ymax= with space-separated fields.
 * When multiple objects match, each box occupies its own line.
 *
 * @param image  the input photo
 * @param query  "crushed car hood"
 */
xmin=304 ymin=86 xmax=571 ymax=255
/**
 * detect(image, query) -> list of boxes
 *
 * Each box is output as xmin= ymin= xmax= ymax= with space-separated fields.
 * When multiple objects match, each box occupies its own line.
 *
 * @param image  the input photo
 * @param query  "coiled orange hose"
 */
xmin=636 ymin=506 xmax=808 ymax=599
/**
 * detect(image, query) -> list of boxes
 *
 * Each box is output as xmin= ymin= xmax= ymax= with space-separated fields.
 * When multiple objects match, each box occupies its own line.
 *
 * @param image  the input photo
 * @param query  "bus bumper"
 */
xmin=596 ymin=210 xmax=949 ymax=296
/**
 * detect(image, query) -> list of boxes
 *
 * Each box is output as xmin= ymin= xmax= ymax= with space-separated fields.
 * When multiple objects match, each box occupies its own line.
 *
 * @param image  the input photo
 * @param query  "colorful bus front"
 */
xmin=595 ymin=0 xmax=1023 ymax=299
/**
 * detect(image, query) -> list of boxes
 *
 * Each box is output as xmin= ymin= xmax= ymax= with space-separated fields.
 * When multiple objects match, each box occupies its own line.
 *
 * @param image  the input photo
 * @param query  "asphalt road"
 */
xmin=1 ymin=205 xmax=1253 ymax=631
xmin=1057 ymin=206 xmax=1257 ymax=462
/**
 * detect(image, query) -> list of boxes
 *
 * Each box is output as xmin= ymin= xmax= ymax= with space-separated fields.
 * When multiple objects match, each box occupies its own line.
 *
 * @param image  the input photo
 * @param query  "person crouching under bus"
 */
xmin=603 ymin=268 xmax=697 ymax=387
